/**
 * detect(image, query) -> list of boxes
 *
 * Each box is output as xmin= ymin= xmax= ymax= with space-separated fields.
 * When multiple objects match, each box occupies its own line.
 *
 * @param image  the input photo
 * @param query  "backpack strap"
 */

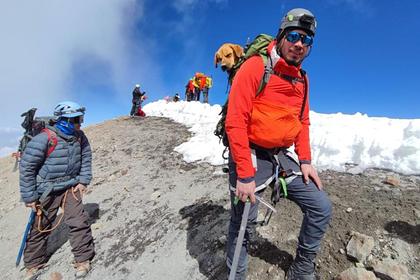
xmin=299 ymin=69 xmax=308 ymax=121
xmin=42 ymin=128 xmax=58 ymax=157
xmin=256 ymin=54 xmax=272 ymax=96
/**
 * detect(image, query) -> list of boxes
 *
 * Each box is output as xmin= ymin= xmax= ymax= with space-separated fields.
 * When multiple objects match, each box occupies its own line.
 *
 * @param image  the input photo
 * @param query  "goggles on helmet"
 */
xmin=72 ymin=115 xmax=84 ymax=124
xmin=285 ymin=31 xmax=314 ymax=46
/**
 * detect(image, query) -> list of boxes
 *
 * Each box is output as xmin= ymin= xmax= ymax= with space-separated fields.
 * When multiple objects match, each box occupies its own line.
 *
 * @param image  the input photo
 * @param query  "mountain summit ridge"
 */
xmin=0 ymin=116 xmax=418 ymax=279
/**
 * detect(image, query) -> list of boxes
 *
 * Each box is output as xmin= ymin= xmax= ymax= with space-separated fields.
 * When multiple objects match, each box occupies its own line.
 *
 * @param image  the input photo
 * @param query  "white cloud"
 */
xmin=0 ymin=0 xmax=166 ymax=136
xmin=0 ymin=127 xmax=21 ymax=133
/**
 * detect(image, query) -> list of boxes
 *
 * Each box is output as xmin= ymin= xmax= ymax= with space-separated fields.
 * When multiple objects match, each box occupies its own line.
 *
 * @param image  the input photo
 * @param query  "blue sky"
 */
xmin=168 ymin=0 xmax=419 ymax=120
xmin=79 ymin=0 xmax=420 ymax=123
xmin=1 ymin=0 xmax=419 ymax=150
xmin=130 ymin=0 xmax=420 ymax=120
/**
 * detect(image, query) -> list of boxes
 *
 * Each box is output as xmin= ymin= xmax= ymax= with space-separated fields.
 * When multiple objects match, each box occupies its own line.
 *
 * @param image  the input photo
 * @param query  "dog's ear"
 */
xmin=231 ymin=44 xmax=244 ymax=58
xmin=214 ymin=52 xmax=221 ymax=68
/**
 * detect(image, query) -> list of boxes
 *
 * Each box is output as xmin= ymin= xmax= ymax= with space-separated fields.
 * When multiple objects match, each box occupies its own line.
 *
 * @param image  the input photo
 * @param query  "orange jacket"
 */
xmin=199 ymin=76 xmax=207 ymax=89
xmin=225 ymin=41 xmax=311 ymax=179
xmin=186 ymin=80 xmax=195 ymax=92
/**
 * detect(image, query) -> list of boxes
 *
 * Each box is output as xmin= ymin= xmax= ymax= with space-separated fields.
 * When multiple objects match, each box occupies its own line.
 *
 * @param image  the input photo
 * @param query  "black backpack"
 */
xmin=15 ymin=108 xmax=58 ymax=159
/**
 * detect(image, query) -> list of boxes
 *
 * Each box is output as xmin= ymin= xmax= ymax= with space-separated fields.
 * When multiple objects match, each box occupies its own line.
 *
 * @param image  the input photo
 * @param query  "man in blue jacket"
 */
xmin=19 ymin=101 xmax=94 ymax=279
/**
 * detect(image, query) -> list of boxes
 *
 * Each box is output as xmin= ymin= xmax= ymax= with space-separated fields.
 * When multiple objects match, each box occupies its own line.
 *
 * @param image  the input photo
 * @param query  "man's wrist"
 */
xmin=238 ymin=177 xmax=255 ymax=184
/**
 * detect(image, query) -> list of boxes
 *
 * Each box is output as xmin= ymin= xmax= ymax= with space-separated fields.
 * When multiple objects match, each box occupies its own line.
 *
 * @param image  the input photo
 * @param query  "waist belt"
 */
xmin=37 ymin=175 xmax=76 ymax=203
xmin=37 ymin=175 xmax=74 ymax=184
xmin=249 ymin=142 xmax=288 ymax=155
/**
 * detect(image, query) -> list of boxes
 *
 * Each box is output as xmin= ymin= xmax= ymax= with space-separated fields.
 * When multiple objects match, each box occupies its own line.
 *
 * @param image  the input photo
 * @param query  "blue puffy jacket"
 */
xmin=19 ymin=125 xmax=92 ymax=203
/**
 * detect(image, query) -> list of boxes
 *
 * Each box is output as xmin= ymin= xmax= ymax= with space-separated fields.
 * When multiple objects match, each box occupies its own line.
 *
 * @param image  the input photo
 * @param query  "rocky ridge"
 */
xmin=0 ymin=116 xmax=418 ymax=280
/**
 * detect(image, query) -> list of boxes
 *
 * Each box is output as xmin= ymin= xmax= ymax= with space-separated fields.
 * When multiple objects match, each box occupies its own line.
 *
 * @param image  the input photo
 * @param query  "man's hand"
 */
xmin=235 ymin=180 xmax=256 ymax=203
xmin=73 ymin=183 xmax=87 ymax=198
xmin=301 ymin=163 xmax=323 ymax=190
xmin=25 ymin=202 xmax=37 ymax=211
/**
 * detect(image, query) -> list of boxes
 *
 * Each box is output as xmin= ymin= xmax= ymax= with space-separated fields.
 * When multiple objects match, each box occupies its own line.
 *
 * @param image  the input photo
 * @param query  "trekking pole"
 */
xmin=229 ymin=199 xmax=251 ymax=280
xmin=12 ymin=152 xmax=20 ymax=172
xmin=16 ymin=210 xmax=35 ymax=267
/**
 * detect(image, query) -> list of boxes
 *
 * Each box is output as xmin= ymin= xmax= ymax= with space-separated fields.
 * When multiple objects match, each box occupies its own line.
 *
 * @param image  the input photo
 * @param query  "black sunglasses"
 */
xmin=72 ymin=116 xmax=84 ymax=124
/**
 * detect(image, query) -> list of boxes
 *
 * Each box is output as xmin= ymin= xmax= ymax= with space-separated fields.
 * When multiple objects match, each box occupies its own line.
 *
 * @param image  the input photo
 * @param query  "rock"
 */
xmin=390 ymin=238 xmax=414 ymax=264
xmin=365 ymin=254 xmax=374 ymax=265
xmin=49 ymin=272 xmax=63 ymax=280
xmin=384 ymin=176 xmax=400 ymax=187
xmin=354 ymin=262 xmax=364 ymax=268
xmin=414 ymin=208 xmax=420 ymax=220
xmin=339 ymin=248 xmax=345 ymax=255
xmin=218 ymin=235 xmax=227 ymax=244
xmin=126 ymin=246 xmax=136 ymax=254
xmin=120 ymin=169 xmax=128 ymax=176
xmin=346 ymin=232 xmax=375 ymax=262
xmin=266 ymin=266 xmax=284 ymax=280
xmin=108 ymin=174 xmax=116 ymax=181
xmin=267 ymin=265 xmax=275 ymax=274
xmin=346 ymin=207 xmax=353 ymax=213
xmin=347 ymin=166 xmax=363 ymax=175
xmin=372 ymin=259 xmax=413 ymax=280
xmin=150 ymin=191 xmax=161 ymax=200
xmin=391 ymin=188 xmax=402 ymax=196
xmin=335 ymin=267 xmax=376 ymax=280
xmin=92 ymin=223 xmax=102 ymax=230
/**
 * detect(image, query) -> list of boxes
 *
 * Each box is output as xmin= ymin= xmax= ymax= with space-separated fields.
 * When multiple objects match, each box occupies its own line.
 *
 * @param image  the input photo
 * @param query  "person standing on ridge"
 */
xmin=203 ymin=75 xmax=212 ymax=103
xmin=19 ymin=101 xmax=95 ymax=279
xmin=225 ymin=8 xmax=332 ymax=280
xmin=192 ymin=75 xmax=201 ymax=101
xmin=185 ymin=79 xmax=195 ymax=101
xmin=173 ymin=93 xmax=181 ymax=102
xmin=130 ymin=84 xmax=146 ymax=116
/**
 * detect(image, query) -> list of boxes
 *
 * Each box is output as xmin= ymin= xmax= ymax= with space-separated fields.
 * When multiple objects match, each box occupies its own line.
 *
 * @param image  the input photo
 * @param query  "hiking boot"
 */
xmin=285 ymin=251 xmax=317 ymax=280
xmin=73 ymin=260 xmax=91 ymax=278
xmin=24 ymin=265 xmax=44 ymax=280
xmin=285 ymin=265 xmax=317 ymax=280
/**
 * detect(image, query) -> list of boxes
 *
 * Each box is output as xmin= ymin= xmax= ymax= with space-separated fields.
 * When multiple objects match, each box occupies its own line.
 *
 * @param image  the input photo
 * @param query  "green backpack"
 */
xmin=214 ymin=34 xmax=308 ymax=154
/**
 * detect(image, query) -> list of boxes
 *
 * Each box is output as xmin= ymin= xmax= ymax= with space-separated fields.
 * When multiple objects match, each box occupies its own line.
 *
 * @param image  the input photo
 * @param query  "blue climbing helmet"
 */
xmin=53 ymin=101 xmax=86 ymax=118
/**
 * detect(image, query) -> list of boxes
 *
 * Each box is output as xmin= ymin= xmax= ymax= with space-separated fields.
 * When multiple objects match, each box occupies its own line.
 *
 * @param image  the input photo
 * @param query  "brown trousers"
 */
xmin=23 ymin=187 xmax=95 ymax=268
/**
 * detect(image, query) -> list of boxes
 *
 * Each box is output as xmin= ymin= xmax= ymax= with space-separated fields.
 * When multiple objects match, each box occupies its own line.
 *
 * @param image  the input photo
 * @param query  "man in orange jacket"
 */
xmin=225 ymin=8 xmax=332 ymax=280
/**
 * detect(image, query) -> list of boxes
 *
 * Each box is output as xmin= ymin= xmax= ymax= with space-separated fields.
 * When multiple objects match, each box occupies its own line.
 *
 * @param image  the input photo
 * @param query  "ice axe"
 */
xmin=16 ymin=210 xmax=36 ymax=267
xmin=228 ymin=194 xmax=277 ymax=279
xmin=228 ymin=199 xmax=251 ymax=280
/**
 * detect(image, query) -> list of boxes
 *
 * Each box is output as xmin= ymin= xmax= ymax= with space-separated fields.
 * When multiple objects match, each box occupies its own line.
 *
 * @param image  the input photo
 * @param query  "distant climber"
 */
xmin=130 ymin=84 xmax=146 ymax=117
xmin=173 ymin=93 xmax=181 ymax=102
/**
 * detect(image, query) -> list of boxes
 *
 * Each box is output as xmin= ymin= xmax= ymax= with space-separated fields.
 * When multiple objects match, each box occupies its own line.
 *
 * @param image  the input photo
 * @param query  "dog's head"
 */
xmin=214 ymin=43 xmax=244 ymax=72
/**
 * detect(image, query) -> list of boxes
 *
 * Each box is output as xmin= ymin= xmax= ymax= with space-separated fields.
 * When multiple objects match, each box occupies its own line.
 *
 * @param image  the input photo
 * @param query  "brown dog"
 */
xmin=214 ymin=43 xmax=244 ymax=72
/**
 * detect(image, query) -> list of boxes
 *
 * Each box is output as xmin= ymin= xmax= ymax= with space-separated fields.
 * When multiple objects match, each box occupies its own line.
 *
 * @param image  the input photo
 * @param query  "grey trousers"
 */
xmin=23 ymin=187 xmax=95 ymax=268
xmin=226 ymin=151 xmax=332 ymax=279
